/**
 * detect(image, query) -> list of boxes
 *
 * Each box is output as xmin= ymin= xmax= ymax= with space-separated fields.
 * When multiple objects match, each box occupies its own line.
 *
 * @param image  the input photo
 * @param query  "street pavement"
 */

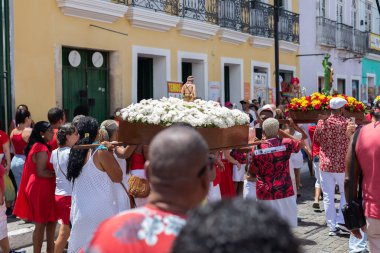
xmin=13 ymin=163 xmax=351 ymax=253
xmin=294 ymin=165 xmax=350 ymax=253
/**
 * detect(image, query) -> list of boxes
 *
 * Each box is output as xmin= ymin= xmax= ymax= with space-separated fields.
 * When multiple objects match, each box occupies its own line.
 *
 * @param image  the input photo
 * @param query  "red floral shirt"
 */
xmin=84 ymin=205 xmax=186 ymax=253
xmin=308 ymin=125 xmax=320 ymax=156
xmin=252 ymin=138 xmax=300 ymax=200
xmin=314 ymin=115 xmax=349 ymax=173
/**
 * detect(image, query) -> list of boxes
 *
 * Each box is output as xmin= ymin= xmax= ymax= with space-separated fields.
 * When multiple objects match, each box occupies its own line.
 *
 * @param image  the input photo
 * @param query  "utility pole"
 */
xmin=274 ymin=0 xmax=280 ymax=106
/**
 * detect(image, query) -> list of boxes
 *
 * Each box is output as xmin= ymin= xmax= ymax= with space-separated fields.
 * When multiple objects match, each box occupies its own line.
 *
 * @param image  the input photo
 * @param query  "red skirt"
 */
xmin=23 ymin=175 xmax=58 ymax=223
xmin=219 ymin=160 xmax=236 ymax=198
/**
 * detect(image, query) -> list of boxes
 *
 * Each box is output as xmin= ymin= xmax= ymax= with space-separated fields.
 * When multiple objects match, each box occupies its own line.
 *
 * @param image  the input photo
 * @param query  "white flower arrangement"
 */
xmin=120 ymin=97 xmax=250 ymax=128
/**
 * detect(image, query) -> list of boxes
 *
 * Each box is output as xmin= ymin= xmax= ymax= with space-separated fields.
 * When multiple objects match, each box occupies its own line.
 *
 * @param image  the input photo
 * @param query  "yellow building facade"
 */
xmin=13 ymin=0 xmax=300 ymax=122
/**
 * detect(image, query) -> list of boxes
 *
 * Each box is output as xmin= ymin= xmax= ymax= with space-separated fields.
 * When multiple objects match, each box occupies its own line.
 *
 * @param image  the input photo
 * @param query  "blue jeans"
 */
xmin=349 ymin=230 xmax=368 ymax=253
xmin=11 ymin=154 xmax=25 ymax=191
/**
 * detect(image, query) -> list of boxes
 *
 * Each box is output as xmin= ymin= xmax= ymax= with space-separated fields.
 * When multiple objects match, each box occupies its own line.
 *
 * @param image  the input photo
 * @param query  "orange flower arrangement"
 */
xmin=287 ymin=92 xmax=366 ymax=113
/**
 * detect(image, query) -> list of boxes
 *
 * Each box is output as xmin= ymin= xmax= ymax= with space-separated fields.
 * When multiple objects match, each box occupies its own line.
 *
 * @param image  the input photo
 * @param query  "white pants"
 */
xmin=367 ymin=217 xmax=380 ymax=253
xmin=320 ymin=171 xmax=346 ymax=231
xmin=313 ymin=157 xmax=321 ymax=189
xmin=207 ymin=183 xmax=221 ymax=202
xmin=232 ymin=164 xmax=246 ymax=182
xmin=130 ymin=169 xmax=148 ymax=208
xmin=0 ymin=203 xmax=7 ymax=240
xmin=289 ymin=167 xmax=297 ymax=195
xmin=243 ymin=180 xmax=256 ymax=200
xmin=258 ymin=195 xmax=298 ymax=227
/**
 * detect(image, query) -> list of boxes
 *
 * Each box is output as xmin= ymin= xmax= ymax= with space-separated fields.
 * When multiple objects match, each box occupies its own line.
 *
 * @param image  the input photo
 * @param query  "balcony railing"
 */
xmin=278 ymin=9 xmax=299 ymax=44
xmin=316 ymin=16 xmax=336 ymax=47
xmin=249 ymin=1 xmax=274 ymax=38
xmin=116 ymin=0 xmax=179 ymax=15
xmin=180 ymin=0 xmax=218 ymax=24
xmin=353 ymin=30 xmax=367 ymax=54
xmin=316 ymin=16 xmax=367 ymax=54
xmin=218 ymin=0 xmax=241 ymax=31
xmin=336 ymin=23 xmax=353 ymax=50
xmin=115 ymin=0 xmax=299 ymax=44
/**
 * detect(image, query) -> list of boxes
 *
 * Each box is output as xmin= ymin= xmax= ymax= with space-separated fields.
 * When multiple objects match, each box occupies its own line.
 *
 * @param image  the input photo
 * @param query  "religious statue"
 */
xmin=291 ymin=77 xmax=300 ymax=98
xmin=181 ymin=76 xmax=197 ymax=102
xmin=322 ymin=54 xmax=333 ymax=95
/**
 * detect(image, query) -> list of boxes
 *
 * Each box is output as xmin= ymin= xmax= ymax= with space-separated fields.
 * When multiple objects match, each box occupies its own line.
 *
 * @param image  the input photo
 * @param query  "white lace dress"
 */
xmin=68 ymin=149 xmax=119 ymax=253
xmin=113 ymin=153 xmax=130 ymax=212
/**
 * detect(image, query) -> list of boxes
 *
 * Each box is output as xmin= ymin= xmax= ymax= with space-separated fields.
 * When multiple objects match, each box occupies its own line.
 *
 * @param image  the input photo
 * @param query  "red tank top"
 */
xmin=130 ymin=153 xmax=145 ymax=170
xmin=12 ymin=133 xmax=27 ymax=155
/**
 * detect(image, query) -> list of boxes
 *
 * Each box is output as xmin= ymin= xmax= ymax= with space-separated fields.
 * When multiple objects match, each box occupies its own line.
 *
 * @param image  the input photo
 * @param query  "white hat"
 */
xmin=330 ymin=97 xmax=347 ymax=110
xmin=258 ymin=104 xmax=275 ymax=117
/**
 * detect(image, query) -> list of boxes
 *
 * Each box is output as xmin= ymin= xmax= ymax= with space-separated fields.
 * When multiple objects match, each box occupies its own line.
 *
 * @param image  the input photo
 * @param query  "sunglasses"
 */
xmin=197 ymin=155 xmax=215 ymax=177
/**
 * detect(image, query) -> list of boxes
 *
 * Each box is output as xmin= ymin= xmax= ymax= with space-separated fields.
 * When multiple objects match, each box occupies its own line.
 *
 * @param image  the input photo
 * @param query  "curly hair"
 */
xmin=67 ymin=116 xmax=99 ymax=182
xmin=24 ymin=121 xmax=51 ymax=157
xmin=171 ymin=198 xmax=301 ymax=253
xmin=57 ymin=123 xmax=76 ymax=146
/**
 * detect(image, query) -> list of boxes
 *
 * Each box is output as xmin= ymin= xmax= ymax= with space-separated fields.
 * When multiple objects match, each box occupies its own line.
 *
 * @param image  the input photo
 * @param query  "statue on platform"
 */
xmin=291 ymin=76 xmax=300 ymax=97
xmin=322 ymin=55 xmax=333 ymax=95
xmin=181 ymin=76 xmax=197 ymax=102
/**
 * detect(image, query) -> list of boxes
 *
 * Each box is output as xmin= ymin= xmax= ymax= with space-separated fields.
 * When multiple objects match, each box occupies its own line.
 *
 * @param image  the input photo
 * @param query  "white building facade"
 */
xmin=300 ymin=0 xmax=380 ymax=101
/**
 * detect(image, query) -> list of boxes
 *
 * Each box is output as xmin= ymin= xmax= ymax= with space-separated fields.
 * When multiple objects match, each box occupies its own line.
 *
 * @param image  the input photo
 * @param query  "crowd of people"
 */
xmin=0 ymin=96 xmax=378 ymax=253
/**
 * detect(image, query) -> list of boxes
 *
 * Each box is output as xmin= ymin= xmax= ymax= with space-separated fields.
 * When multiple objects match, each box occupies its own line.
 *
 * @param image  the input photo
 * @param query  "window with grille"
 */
xmin=318 ymin=0 xmax=327 ymax=17
xmin=352 ymin=0 xmax=357 ymax=28
xmin=337 ymin=0 xmax=343 ymax=23
xmin=366 ymin=1 xmax=372 ymax=32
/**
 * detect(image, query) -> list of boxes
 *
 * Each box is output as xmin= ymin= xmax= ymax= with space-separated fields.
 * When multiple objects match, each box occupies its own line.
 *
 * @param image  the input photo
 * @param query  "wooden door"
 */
xmin=137 ymin=57 xmax=153 ymax=102
xmin=62 ymin=48 xmax=109 ymax=122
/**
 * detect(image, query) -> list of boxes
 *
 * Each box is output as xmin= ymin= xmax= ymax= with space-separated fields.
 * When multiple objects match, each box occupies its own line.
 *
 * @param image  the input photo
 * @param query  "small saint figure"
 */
xmin=291 ymin=77 xmax=300 ymax=98
xmin=181 ymin=76 xmax=197 ymax=102
xmin=322 ymin=54 xmax=333 ymax=95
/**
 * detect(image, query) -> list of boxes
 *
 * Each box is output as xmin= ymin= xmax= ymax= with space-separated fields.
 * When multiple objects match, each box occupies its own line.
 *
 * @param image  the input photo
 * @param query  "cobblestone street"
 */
xmin=295 ymin=166 xmax=350 ymax=253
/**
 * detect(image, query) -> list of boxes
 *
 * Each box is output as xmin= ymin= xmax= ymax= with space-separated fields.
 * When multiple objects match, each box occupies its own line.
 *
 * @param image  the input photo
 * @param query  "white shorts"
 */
xmin=258 ymin=195 xmax=298 ymax=227
xmin=207 ymin=183 xmax=221 ymax=202
xmin=233 ymin=164 xmax=246 ymax=182
xmin=0 ymin=203 xmax=7 ymax=240
xmin=243 ymin=180 xmax=256 ymax=200
xmin=290 ymin=151 xmax=303 ymax=169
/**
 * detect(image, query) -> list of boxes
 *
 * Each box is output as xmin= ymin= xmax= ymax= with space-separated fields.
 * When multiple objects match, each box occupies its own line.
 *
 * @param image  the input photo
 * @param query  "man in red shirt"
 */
xmin=315 ymin=97 xmax=350 ymax=236
xmin=47 ymin=107 xmax=66 ymax=150
xmin=346 ymin=99 xmax=380 ymax=252
xmin=308 ymin=125 xmax=322 ymax=209
xmin=84 ymin=125 xmax=211 ymax=253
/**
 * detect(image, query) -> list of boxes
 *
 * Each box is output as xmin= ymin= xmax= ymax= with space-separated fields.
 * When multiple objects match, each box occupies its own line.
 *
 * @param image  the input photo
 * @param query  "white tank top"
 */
xmin=69 ymin=149 xmax=119 ymax=253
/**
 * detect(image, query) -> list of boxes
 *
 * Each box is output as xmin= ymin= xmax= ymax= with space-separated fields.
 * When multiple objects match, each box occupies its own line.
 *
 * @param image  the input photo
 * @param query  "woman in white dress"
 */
xmin=98 ymin=120 xmax=136 ymax=212
xmin=67 ymin=117 xmax=122 ymax=253
xmin=284 ymin=124 xmax=311 ymax=196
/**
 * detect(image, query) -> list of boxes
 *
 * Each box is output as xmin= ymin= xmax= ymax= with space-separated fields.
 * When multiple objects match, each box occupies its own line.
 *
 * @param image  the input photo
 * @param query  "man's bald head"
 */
xmin=148 ymin=125 xmax=209 ymax=181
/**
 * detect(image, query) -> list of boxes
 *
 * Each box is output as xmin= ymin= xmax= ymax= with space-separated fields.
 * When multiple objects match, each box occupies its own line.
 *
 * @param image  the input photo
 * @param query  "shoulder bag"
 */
xmin=341 ymin=128 xmax=366 ymax=230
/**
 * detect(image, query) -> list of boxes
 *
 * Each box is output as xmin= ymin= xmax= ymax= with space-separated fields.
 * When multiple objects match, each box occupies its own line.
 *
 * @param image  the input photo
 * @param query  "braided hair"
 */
xmin=67 ymin=116 xmax=99 ymax=182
